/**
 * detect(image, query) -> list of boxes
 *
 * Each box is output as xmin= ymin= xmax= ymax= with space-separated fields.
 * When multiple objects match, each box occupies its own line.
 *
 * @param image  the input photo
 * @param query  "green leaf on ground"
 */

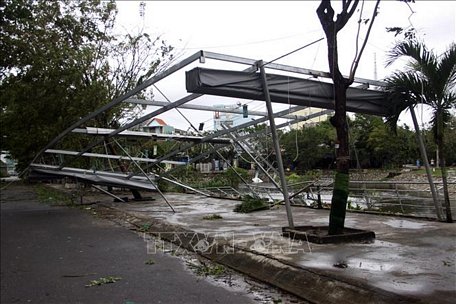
xmin=202 ymin=214 xmax=223 ymax=220
xmin=85 ymin=276 xmax=122 ymax=287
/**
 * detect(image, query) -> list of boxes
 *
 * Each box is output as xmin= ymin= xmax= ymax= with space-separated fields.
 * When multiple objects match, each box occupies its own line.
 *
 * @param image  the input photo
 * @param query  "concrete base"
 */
xmin=282 ymin=226 xmax=375 ymax=244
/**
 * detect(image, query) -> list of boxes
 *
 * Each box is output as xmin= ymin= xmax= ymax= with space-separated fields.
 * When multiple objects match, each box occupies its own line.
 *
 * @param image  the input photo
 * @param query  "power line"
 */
xmin=259 ymin=37 xmax=324 ymax=68
xmin=176 ymin=29 xmax=322 ymax=51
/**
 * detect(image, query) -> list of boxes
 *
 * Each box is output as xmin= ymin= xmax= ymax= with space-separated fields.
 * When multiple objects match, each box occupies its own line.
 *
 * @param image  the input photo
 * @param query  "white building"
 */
xmin=213 ymin=103 xmax=251 ymax=131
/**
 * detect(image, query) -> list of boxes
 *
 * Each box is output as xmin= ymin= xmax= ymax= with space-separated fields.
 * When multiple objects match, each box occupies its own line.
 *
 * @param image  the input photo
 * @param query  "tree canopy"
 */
xmin=0 ymin=0 xmax=175 ymax=172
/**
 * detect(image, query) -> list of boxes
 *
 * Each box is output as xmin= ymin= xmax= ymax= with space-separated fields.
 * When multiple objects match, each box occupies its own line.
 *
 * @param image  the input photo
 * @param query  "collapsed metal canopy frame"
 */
xmin=29 ymin=50 xmax=400 ymax=219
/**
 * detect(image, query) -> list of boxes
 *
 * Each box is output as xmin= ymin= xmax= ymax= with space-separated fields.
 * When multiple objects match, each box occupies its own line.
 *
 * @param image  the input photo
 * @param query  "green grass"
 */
xmin=35 ymin=184 xmax=73 ymax=206
xmin=413 ymin=168 xmax=443 ymax=176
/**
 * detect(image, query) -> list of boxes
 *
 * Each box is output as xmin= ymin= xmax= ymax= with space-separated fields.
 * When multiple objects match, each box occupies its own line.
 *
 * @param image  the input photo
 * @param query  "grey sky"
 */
xmin=115 ymin=1 xmax=455 ymax=130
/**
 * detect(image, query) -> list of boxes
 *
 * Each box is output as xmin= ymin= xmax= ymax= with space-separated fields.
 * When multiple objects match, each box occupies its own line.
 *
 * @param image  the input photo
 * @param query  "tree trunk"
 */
xmin=316 ymin=0 xmax=360 ymax=235
xmin=437 ymin=139 xmax=453 ymax=222
xmin=328 ymin=79 xmax=350 ymax=235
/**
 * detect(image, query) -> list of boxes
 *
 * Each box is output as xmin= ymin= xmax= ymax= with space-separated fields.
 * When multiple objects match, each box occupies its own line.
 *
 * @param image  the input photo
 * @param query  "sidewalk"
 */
xmin=94 ymin=192 xmax=455 ymax=304
xmin=1 ymin=185 xmax=259 ymax=304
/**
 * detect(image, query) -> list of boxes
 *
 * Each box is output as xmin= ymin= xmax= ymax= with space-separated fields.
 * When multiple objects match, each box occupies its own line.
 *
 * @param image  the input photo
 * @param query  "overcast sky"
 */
xmin=114 ymin=1 xmax=455 ymax=131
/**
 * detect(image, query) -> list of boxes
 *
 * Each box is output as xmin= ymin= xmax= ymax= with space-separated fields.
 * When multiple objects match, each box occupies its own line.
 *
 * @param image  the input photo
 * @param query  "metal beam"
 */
xmin=113 ymin=139 xmax=175 ymax=213
xmin=125 ymin=98 xmax=310 ymax=121
xmin=231 ymin=129 xmax=279 ymax=177
xmin=410 ymin=106 xmax=443 ymax=221
xmin=29 ymin=164 xmax=160 ymax=192
xmin=225 ymin=129 xmax=282 ymax=192
xmin=30 ymin=51 xmax=204 ymax=168
xmin=72 ymin=127 xmax=230 ymax=144
xmin=128 ymin=105 xmax=306 ymax=179
xmin=59 ymin=93 xmax=204 ymax=169
xmin=259 ymin=61 xmax=294 ymax=229
xmin=158 ymin=175 xmax=211 ymax=197
xmin=235 ymin=109 xmax=333 ymax=142
xmin=91 ymin=184 xmax=127 ymax=203
xmin=202 ymin=50 xmax=386 ymax=87
xmin=45 ymin=149 xmax=187 ymax=165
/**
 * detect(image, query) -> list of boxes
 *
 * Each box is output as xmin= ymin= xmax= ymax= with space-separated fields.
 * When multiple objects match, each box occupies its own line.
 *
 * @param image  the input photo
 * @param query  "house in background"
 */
xmin=142 ymin=118 xmax=175 ymax=134
xmin=0 ymin=151 xmax=17 ymax=176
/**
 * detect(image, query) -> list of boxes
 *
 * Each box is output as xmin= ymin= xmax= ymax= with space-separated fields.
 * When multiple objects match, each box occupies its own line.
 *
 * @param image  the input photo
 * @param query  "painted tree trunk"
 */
xmin=328 ymin=80 xmax=350 ymax=235
xmin=316 ymin=0 xmax=361 ymax=235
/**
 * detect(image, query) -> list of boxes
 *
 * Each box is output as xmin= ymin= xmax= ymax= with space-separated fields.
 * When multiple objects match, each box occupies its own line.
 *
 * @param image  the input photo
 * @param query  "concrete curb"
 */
xmin=96 ymin=203 xmax=422 ymax=304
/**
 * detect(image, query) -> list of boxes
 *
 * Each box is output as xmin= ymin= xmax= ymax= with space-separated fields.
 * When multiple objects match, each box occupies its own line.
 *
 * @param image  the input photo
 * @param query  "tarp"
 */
xmin=186 ymin=67 xmax=391 ymax=116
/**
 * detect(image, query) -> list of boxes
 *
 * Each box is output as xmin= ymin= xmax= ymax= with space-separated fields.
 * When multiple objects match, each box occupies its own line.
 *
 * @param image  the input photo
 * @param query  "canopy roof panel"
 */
xmin=27 ymin=50 xmax=390 ymax=206
xmin=186 ymin=67 xmax=391 ymax=117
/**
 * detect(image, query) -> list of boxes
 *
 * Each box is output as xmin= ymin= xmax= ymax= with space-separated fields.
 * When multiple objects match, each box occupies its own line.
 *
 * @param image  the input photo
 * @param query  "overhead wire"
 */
xmin=258 ymin=37 xmax=325 ymax=69
xmin=177 ymin=29 xmax=322 ymax=51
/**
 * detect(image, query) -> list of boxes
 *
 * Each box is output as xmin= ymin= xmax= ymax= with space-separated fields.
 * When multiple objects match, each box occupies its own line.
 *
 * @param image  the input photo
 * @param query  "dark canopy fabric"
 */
xmin=186 ymin=67 xmax=392 ymax=116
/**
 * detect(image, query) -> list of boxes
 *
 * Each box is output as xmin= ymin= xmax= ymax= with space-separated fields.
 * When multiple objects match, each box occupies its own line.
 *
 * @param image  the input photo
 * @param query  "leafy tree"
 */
xmin=0 ymin=0 xmax=175 ymax=172
xmin=282 ymin=120 xmax=335 ymax=172
xmin=444 ymin=116 xmax=456 ymax=166
xmin=281 ymin=115 xmax=418 ymax=171
xmin=317 ymin=0 xmax=381 ymax=234
xmin=385 ymin=40 xmax=455 ymax=222
xmin=350 ymin=114 xmax=418 ymax=168
xmin=350 ymin=114 xmax=381 ymax=168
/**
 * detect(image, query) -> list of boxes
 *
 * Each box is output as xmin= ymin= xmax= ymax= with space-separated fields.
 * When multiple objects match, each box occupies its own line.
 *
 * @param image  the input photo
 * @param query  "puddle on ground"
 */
xmin=348 ymin=259 xmax=395 ymax=272
xmin=383 ymin=219 xmax=430 ymax=229
xmin=143 ymin=233 xmax=308 ymax=303
xmin=374 ymin=279 xmax=427 ymax=294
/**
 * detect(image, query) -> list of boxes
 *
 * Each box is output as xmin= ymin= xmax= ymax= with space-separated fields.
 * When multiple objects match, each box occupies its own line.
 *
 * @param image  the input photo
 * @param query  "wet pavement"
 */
xmin=101 ymin=192 xmax=456 ymax=303
xmin=1 ymin=185 xmax=263 ymax=304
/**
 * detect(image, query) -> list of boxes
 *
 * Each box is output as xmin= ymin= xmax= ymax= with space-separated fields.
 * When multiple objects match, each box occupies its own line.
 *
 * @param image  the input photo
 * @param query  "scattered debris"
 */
xmin=442 ymin=260 xmax=453 ymax=267
xmin=186 ymin=261 xmax=226 ymax=277
xmin=234 ymin=195 xmax=270 ymax=213
xmin=85 ymin=276 xmax=122 ymax=287
xmin=145 ymin=258 xmax=155 ymax=265
xmin=333 ymin=262 xmax=348 ymax=269
xmin=202 ymin=214 xmax=223 ymax=220
xmin=138 ymin=223 xmax=152 ymax=232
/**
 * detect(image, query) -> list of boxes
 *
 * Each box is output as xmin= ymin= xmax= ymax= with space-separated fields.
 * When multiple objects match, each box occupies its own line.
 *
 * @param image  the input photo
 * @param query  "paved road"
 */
xmin=1 ymin=184 xmax=254 ymax=304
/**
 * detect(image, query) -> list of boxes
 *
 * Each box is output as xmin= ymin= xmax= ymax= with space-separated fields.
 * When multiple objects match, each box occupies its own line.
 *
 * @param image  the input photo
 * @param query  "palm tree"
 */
xmin=384 ymin=40 xmax=455 ymax=222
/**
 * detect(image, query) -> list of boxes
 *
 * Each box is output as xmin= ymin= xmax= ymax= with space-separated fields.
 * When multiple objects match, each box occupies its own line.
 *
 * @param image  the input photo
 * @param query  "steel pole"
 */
xmin=225 ymin=130 xmax=282 ymax=192
xmin=259 ymin=62 xmax=294 ymax=229
xmin=113 ymin=139 xmax=176 ymax=213
xmin=410 ymin=106 xmax=443 ymax=220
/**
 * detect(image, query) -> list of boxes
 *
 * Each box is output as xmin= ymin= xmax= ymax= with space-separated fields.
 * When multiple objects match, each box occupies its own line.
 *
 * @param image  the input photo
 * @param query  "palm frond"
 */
xmin=437 ymin=43 xmax=456 ymax=96
xmin=383 ymin=71 xmax=424 ymax=131
xmin=386 ymin=40 xmax=438 ymax=75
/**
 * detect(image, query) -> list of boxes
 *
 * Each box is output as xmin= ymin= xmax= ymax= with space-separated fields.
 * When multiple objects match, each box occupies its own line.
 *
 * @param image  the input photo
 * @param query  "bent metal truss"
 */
xmin=29 ymin=50 xmax=393 ymax=221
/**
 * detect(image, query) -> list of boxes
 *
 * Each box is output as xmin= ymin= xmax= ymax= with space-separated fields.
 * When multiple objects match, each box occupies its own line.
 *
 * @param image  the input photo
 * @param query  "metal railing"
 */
xmin=291 ymin=180 xmax=455 ymax=219
xmin=241 ymin=180 xmax=455 ymax=220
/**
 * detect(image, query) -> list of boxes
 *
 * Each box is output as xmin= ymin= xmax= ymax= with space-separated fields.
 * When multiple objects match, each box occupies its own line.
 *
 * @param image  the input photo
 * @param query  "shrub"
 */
xmin=234 ymin=195 xmax=269 ymax=213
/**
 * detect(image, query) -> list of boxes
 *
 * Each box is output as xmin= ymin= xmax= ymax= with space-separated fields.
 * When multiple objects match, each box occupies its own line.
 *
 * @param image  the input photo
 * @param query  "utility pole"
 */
xmin=139 ymin=2 xmax=146 ymax=25
xmin=373 ymin=52 xmax=378 ymax=81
